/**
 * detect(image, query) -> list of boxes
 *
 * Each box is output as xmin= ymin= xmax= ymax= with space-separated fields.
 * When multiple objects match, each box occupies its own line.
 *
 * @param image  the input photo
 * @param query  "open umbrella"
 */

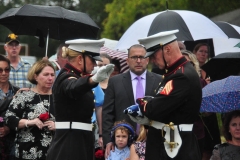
xmin=99 ymin=38 xmax=129 ymax=73
xmin=235 ymin=42 xmax=240 ymax=48
xmin=214 ymin=21 xmax=240 ymax=39
xmin=115 ymin=10 xmax=228 ymax=51
xmin=100 ymin=46 xmax=129 ymax=73
xmin=231 ymin=24 xmax=240 ymax=35
xmin=213 ymin=37 xmax=240 ymax=56
xmin=200 ymin=76 xmax=240 ymax=113
xmin=0 ymin=4 xmax=99 ymax=56
xmin=184 ymin=23 xmax=240 ymax=57
xmin=201 ymin=52 xmax=240 ymax=81
xmin=211 ymin=22 xmax=240 ymax=55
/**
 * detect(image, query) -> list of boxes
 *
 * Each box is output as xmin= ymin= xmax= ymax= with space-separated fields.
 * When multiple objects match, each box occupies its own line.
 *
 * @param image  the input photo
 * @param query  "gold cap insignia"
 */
xmin=8 ymin=33 xmax=18 ymax=40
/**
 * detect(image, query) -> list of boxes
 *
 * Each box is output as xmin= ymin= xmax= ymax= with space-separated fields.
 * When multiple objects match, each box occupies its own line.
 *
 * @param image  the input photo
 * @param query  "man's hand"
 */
xmin=105 ymin=142 xmax=114 ymax=159
xmin=92 ymin=64 xmax=114 ymax=83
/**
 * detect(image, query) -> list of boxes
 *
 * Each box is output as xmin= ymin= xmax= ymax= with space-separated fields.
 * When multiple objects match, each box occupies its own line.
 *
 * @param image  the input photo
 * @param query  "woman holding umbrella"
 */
xmin=46 ymin=39 xmax=114 ymax=160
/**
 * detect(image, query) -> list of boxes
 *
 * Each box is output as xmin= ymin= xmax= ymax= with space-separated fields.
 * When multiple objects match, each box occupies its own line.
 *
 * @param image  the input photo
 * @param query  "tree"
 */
xmin=101 ymin=0 xmax=240 ymax=40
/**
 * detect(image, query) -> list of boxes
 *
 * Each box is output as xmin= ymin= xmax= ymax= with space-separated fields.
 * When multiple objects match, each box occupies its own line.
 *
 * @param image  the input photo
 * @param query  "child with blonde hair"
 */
xmin=129 ymin=125 xmax=147 ymax=160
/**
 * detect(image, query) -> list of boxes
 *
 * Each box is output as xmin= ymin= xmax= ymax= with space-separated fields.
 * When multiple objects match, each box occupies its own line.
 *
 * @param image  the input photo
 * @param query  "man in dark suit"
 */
xmin=102 ymin=44 xmax=162 ymax=157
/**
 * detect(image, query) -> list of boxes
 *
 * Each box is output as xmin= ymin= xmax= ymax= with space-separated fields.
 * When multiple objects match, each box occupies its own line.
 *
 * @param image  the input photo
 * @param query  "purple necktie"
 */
xmin=136 ymin=76 xmax=144 ymax=100
xmin=135 ymin=76 xmax=144 ymax=134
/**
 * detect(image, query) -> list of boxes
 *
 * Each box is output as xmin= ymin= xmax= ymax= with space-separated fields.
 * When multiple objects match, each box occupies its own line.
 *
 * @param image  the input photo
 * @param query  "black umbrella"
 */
xmin=0 ymin=4 xmax=100 ymax=56
xmin=201 ymin=52 xmax=240 ymax=81
xmin=214 ymin=21 xmax=240 ymax=39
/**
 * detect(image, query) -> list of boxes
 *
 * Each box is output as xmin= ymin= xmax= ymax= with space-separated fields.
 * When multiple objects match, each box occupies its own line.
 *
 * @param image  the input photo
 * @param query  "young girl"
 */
xmin=129 ymin=125 xmax=147 ymax=160
xmin=107 ymin=121 xmax=135 ymax=160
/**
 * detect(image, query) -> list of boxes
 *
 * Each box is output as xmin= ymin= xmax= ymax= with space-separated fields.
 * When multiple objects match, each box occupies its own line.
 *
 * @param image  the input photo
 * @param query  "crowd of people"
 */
xmin=0 ymin=31 xmax=239 ymax=160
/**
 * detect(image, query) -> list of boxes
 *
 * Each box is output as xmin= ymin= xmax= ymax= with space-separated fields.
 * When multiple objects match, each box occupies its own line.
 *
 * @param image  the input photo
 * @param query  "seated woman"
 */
xmin=5 ymin=59 xmax=56 ymax=160
xmin=210 ymin=110 xmax=240 ymax=160
xmin=129 ymin=125 xmax=147 ymax=160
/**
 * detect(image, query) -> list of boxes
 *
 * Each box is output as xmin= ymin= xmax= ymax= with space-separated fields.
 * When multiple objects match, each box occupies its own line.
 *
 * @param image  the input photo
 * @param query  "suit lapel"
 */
xmin=122 ymin=72 xmax=135 ymax=104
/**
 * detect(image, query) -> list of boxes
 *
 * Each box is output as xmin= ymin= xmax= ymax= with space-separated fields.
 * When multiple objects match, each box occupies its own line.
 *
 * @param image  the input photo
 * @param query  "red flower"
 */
xmin=39 ymin=112 xmax=49 ymax=121
xmin=95 ymin=149 xmax=104 ymax=159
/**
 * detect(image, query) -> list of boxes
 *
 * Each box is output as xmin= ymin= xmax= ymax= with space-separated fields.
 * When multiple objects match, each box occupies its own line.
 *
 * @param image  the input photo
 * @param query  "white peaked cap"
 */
xmin=65 ymin=39 xmax=104 ymax=53
xmin=138 ymin=30 xmax=179 ymax=57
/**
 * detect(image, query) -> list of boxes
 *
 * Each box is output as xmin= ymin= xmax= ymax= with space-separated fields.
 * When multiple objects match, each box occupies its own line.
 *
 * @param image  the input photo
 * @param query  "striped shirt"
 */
xmin=9 ymin=58 xmax=32 ymax=88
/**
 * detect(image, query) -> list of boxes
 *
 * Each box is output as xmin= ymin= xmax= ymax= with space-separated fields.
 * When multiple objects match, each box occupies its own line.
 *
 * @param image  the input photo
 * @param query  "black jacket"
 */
xmin=144 ymin=57 xmax=202 ymax=160
xmin=47 ymin=63 xmax=98 ymax=160
xmin=0 ymin=82 xmax=19 ymax=117
xmin=102 ymin=71 xmax=162 ymax=145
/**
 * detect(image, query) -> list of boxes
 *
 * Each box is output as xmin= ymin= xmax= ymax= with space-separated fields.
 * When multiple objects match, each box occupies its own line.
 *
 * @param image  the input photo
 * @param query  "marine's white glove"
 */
xmin=91 ymin=66 xmax=99 ymax=75
xmin=92 ymin=64 xmax=114 ymax=83
xmin=129 ymin=114 xmax=150 ymax=125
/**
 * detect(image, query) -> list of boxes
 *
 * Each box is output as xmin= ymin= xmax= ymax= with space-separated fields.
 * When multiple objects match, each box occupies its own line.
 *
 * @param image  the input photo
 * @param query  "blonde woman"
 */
xmin=5 ymin=60 xmax=56 ymax=160
xmin=181 ymin=50 xmax=209 ymax=86
xmin=130 ymin=125 xmax=147 ymax=160
xmin=46 ymin=39 xmax=114 ymax=160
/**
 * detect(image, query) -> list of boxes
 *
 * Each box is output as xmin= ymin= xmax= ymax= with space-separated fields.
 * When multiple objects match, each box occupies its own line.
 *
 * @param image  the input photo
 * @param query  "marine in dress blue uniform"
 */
xmin=127 ymin=30 xmax=202 ymax=160
xmin=46 ymin=39 xmax=114 ymax=160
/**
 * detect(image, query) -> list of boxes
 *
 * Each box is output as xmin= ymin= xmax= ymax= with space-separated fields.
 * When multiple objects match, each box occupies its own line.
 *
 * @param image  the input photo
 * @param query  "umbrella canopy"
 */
xmin=0 ymin=4 xmax=99 ymax=40
xmin=0 ymin=4 xmax=100 ymax=56
xmin=100 ymin=46 xmax=129 ymax=73
xmin=213 ymin=37 xmax=240 ymax=56
xmin=116 ymin=10 xmax=228 ymax=51
xmin=212 ymin=22 xmax=240 ymax=55
xmin=232 ymin=24 xmax=240 ymax=34
xmin=200 ymin=76 xmax=240 ymax=113
xmin=235 ymin=42 xmax=240 ymax=48
xmin=201 ymin=52 xmax=240 ymax=81
xmin=214 ymin=21 xmax=240 ymax=39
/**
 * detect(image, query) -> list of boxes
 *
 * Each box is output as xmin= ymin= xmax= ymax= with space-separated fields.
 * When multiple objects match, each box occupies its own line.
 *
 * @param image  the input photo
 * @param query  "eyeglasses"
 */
xmin=129 ymin=56 xmax=145 ymax=61
xmin=0 ymin=68 xmax=10 ymax=74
